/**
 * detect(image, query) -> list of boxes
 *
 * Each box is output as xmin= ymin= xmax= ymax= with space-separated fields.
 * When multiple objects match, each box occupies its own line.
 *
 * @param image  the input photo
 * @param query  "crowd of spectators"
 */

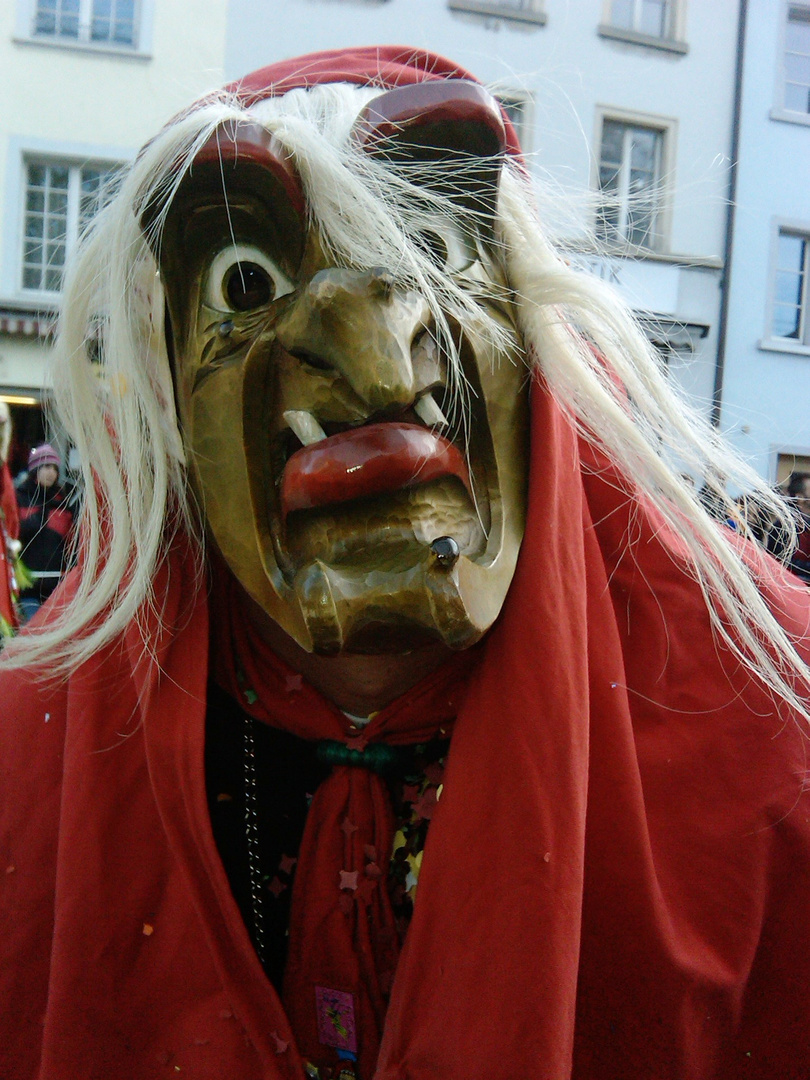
xmin=711 ymin=470 xmax=810 ymax=585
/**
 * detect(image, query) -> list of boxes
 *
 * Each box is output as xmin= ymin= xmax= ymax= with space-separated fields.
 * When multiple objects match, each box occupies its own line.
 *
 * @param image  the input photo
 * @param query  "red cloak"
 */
xmin=2 ymin=48 xmax=810 ymax=1080
xmin=0 ymin=461 xmax=19 ymax=630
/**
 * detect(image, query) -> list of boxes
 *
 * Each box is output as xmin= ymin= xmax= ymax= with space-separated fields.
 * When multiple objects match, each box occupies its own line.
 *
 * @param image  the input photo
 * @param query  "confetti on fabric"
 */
xmin=285 ymin=674 xmax=303 ymax=694
xmin=268 ymin=876 xmax=287 ymax=898
xmin=413 ymin=788 xmax=437 ymax=821
xmin=339 ymin=870 xmax=358 ymax=891
xmin=279 ymin=853 xmax=297 ymax=875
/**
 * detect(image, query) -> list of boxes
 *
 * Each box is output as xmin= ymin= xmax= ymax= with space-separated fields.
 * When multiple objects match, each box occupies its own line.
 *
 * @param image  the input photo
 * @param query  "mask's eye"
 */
xmin=204 ymin=243 xmax=295 ymax=313
xmin=226 ymin=262 xmax=272 ymax=310
xmin=415 ymin=224 xmax=477 ymax=274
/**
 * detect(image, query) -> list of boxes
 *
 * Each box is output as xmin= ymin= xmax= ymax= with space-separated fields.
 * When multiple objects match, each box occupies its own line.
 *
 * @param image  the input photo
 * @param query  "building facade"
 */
xmin=718 ymin=0 xmax=810 ymax=487
xmin=0 ymin=0 xmax=228 ymax=472
xmin=10 ymin=2 xmax=789 ymax=485
xmin=224 ymin=0 xmax=741 ymax=434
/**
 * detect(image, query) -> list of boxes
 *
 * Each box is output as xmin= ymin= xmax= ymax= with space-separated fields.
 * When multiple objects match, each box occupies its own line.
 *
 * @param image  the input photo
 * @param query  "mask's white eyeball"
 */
xmin=416 ymin=224 xmax=477 ymax=274
xmin=205 ymin=244 xmax=295 ymax=312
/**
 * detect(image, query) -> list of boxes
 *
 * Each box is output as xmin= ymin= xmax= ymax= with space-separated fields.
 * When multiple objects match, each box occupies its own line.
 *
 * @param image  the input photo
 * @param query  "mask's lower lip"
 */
xmin=279 ymin=421 xmax=471 ymax=519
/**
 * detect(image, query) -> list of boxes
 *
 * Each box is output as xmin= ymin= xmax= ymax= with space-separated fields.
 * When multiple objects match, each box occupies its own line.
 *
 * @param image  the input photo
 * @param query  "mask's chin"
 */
xmin=279 ymin=479 xmax=489 ymax=655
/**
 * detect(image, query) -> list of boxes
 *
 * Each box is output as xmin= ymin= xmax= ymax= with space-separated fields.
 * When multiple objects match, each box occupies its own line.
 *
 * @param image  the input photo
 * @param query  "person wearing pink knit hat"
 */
xmin=15 ymin=442 xmax=75 ymax=621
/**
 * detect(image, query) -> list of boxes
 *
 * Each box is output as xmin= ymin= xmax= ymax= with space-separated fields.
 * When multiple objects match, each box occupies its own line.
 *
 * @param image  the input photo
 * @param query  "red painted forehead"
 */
xmin=226 ymin=45 xmax=477 ymax=101
xmin=225 ymin=45 xmax=522 ymax=157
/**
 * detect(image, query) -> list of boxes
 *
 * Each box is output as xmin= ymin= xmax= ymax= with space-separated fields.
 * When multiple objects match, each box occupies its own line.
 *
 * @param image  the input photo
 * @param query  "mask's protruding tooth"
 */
xmin=283 ymin=409 xmax=327 ymax=445
xmin=414 ymin=391 xmax=448 ymax=429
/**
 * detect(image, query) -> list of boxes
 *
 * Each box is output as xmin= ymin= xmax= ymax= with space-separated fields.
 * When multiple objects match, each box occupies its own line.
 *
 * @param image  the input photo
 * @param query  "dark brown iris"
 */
xmin=225 ymin=262 xmax=273 ymax=311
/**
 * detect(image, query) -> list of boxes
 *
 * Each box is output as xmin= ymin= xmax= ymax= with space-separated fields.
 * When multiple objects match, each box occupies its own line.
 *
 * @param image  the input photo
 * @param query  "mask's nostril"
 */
xmin=288 ymin=348 xmax=333 ymax=372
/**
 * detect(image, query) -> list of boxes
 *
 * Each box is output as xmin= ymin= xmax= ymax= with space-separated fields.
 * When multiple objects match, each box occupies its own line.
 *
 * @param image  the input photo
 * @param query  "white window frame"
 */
xmin=593 ymin=107 xmax=676 ymax=254
xmin=14 ymin=0 xmax=154 ymax=56
xmin=774 ymin=448 xmax=810 ymax=487
xmin=762 ymin=219 xmax=810 ymax=356
xmin=598 ymin=0 xmax=688 ymax=54
xmin=772 ymin=1 xmax=810 ymax=126
xmin=447 ymin=0 xmax=546 ymax=27
xmin=2 ymin=138 xmax=132 ymax=308
xmin=493 ymin=89 xmax=534 ymax=152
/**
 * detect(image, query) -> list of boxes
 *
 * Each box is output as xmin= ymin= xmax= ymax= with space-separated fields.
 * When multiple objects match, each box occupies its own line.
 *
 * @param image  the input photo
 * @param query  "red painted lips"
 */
xmin=280 ymin=422 xmax=470 ymax=518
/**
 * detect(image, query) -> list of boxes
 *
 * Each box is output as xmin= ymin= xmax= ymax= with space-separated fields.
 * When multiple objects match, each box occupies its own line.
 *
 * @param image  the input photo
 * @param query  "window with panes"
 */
xmin=772 ymin=229 xmax=810 ymax=342
xmin=450 ymin=0 xmax=542 ymax=11
xmin=496 ymin=93 xmax=531 ymax=146
xmin=22 ymin=160 xmax=121 ymax=294
xmin=597 ymin=119 xmax=664 ymax=250
xmin=33 ymin=0 xmax=137 ymax=47
xmin=491 ymin=0 xmax=540 ymax=10
xmin=609 ymin=0 xmax=672 ymax=38
xmin=784 ymin=4 xmax=810 ymax=114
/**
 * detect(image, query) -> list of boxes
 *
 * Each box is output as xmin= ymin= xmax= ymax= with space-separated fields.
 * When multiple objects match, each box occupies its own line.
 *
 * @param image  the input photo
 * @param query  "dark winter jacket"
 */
xmin=16 ymin=477 xmax=76 ymax=601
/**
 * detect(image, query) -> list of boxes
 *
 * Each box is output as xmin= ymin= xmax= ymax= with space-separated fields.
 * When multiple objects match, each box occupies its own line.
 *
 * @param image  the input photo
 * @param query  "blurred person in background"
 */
xmin=0 ymin=402 xmax=19 ymax=635
xmin=16 ymin=443 xmax=76 ymax=622
xmin=786 ymin=471 xmax=810 ymax=583
xmin=734 ymin=490 xmax=793 ymax=561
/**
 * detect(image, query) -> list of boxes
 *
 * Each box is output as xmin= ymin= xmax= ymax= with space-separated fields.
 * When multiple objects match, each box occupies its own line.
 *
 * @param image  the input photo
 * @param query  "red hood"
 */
xmin=223 ymin=45 xmax=523 ymax=156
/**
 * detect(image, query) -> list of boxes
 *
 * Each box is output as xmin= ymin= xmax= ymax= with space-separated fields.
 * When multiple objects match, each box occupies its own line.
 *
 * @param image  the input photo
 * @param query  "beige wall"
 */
xmin=0 ymin=0 xmax=229 ymax=393
xmin=4 ymin=3 xmax=228 ymax=150
xmin=0 ymin=335 xmax=46 ymax=392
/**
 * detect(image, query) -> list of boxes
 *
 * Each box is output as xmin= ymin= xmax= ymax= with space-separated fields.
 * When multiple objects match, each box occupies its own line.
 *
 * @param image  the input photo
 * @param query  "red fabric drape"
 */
xmin=211 ymin=581 xmax=479 ymax=1077
xmin=0 ymin=462 xmax=18 ymax=628
xmin=2 ymin=379 xmax=810 ymax=1079
xmin=2 ymin=462 xmax=19 ymax=542
xmin=2 ymin=46 xmax=810 ymax=1080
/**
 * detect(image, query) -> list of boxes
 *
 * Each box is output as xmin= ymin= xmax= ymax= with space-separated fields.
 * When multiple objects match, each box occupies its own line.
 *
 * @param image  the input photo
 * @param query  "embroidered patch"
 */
xmin=315 ymin=986 xmax=357 ymax=1053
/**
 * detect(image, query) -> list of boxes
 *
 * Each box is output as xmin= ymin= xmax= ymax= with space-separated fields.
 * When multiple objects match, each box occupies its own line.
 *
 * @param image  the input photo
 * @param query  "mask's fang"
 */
xmin=415 ymin=391 xmax=449 ymax=429
xmin=284 ymin=409 xmax=327 ymax=446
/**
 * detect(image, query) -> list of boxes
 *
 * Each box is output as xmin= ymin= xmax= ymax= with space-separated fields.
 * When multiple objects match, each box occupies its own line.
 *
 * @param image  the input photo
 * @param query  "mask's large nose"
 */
xmin=274 ymin=267 xmax=431 ymax=413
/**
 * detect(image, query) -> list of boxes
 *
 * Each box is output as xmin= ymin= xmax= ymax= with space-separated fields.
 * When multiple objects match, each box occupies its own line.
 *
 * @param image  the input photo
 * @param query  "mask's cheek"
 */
xmin=179 ymin=342 xmax=313 ymax=649
xmin=468 ymin=319 xmax=529 ymax=567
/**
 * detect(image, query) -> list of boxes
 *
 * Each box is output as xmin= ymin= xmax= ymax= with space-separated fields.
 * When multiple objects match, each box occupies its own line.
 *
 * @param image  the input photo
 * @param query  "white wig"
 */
xmin=0 ymin=401 xmax=10 ymax=466
xmin=5 ymin=79 xmax=809 ymax=722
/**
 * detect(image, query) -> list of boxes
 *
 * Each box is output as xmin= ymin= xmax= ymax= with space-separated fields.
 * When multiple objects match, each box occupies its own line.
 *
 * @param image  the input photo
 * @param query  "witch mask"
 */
xmin=155 ymin=80 xmax=529 ymax=655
